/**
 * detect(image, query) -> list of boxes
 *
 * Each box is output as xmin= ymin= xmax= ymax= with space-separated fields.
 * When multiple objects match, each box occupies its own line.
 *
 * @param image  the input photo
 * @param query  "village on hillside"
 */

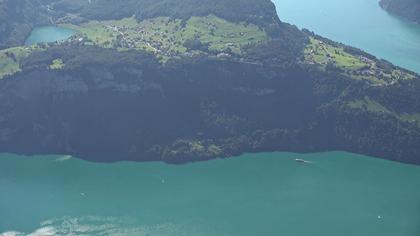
xmin=63 ymin=16 xmax=268 ymax=60
xmin=304 ymin=37 xmax=415 ymax=85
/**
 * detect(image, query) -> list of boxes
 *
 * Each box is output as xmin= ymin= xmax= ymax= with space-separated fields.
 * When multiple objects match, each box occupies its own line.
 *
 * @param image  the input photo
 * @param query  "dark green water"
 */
xmin=25 ymin=26 xmax=76 ymax=46
xmin=1 ymin=152 xmax=419 ymax=235
xmin=273 ymin=0 xmax=420 ymax=73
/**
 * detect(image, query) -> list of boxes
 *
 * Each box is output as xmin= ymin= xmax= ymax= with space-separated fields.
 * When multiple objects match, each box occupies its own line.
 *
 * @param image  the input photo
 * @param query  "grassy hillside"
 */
xmin=0 ymin=0 xmax=419 ymax=164
xmin=0 ymin=0 xmax=281 ymax=49
xmin=304 ymin=36 xmax=416 ymax=85
xmin=62 ymin=15 xmax=268 ymax=59
xmin=0 ymin=14 xmax=269 ymax=78
xmin=0 ymin=46 xmax=43 ymax=79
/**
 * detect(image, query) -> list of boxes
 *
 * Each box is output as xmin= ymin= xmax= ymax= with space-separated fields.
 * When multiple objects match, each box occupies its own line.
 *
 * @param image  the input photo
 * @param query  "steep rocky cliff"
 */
xmin=1 ymin=42 xmax=420 ymax=164
xmin=380 ymin=0 xmax=420 ymax=24
xmin=0 ymin=0 xmax=420 ymax=164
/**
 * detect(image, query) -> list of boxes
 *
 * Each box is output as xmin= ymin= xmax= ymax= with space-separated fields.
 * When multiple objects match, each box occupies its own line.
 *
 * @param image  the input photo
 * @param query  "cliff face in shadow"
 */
xmin=1 ymin=45 xmax=420 ymax=164
xmin=0 ymin=46 xmax=315 ymax=163
xmin=380 ymin=0 xmax=420 ymax=23
xmin=0 ymin=0 xmax=420 ymax=165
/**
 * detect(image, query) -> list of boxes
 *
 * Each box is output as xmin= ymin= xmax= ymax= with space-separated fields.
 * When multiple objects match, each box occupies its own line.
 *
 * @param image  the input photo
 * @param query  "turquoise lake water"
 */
xmin=1 ymin=152 xmax=419 ymax=236
xmin=25 ymin=26 xmax=76 ymax=46
xmin=4 ymin=1 xmax=420 ymax=235
xmin=273 ymin=0 xmax=420 ymax=73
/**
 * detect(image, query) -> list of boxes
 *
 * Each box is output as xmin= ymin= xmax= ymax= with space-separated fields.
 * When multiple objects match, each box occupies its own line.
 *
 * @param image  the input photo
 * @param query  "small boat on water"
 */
xmin=295 ymin=158 xmax=312 ymax=164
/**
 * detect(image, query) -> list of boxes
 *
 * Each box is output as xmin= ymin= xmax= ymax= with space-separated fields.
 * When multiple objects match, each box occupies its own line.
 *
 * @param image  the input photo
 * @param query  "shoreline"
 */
xmin=2 ymin=149 xmax=420 ymax=166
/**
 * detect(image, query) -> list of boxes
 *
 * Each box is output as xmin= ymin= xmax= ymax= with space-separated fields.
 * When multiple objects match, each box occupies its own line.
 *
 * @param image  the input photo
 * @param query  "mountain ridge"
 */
xmin=0 ymin=0 xmax=420 ymax=164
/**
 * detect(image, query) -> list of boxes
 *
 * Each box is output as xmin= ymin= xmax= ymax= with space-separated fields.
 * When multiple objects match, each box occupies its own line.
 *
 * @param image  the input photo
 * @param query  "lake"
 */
xmin=273 ymin=0 xmax=420 ymax=73
xmin=1 ymin=152 xmax=419 ymax=236
xmin=4 ymin=1 xmax=420 ymax=235
xmin=25 ymin=26 xmax=76 ymax=46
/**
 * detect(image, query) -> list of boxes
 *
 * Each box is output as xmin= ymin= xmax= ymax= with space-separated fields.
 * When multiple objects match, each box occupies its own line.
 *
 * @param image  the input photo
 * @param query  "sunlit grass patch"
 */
xmin=62 ymin=15 xmax=269 ymax=59
xmin=304 ymin=37 xmax=418 ymax=85
xmin=0 ymin=46 xmax=43 ymax=79
xmin=49 ymin=58 xmax=65 ymax=70
xmin=348 ymin=96 xmax=392 ymax=114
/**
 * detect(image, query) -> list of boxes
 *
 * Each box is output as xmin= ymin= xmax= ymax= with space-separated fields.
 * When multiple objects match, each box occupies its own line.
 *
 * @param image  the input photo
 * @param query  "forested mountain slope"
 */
xmin=0 ymin=0 xmax=420 ymax=164
xmin=380 ymin=0 xmax=420 ymax=23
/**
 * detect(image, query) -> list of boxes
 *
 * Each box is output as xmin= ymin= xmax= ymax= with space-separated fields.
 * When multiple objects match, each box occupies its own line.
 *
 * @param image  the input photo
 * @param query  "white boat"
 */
xmin=295 ymin=158 xmax=312 ymax=164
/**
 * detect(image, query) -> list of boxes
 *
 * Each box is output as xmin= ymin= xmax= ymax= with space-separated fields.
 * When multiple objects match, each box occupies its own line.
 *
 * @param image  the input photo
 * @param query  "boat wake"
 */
xmin=55 ymin=155 xmax=72 ymax=162
xmin=295 ymin=158 xmax=313 ymax=164
xmin=0 ymin=216 xmax=213 ymax=236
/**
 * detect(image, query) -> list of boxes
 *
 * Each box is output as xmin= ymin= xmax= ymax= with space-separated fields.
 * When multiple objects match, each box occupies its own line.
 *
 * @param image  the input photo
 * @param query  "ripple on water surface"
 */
xmin=0 ymin=152 xmax=419 ymax=236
